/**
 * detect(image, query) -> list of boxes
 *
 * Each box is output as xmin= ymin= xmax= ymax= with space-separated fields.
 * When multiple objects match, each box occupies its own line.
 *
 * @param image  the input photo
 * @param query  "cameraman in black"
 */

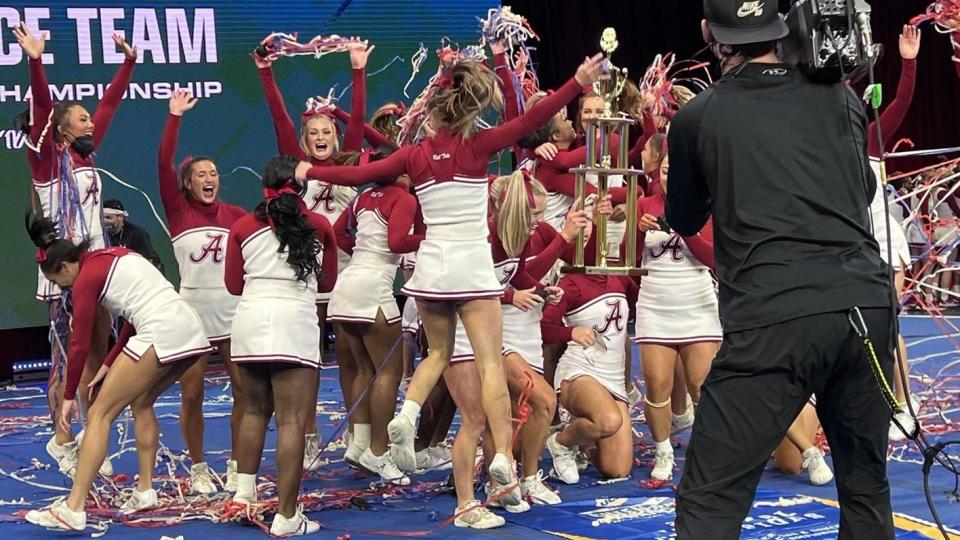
xmin=667 ymin=1 xmax=894 ymax=538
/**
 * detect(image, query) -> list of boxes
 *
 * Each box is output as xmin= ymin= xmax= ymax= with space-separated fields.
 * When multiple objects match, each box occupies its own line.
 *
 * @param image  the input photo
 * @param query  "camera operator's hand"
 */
xmin=639 ymin=213 xmax=659 ymax=232
xmin=899 ymin=25 xmax=921 ymax=60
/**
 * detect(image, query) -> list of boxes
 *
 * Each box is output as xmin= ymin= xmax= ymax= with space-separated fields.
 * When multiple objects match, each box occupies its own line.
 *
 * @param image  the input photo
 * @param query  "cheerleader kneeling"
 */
xmin=225 ymin=156 xmax=338 ymax=536
xmin=24 ymin=215 xmax=210 ymax=531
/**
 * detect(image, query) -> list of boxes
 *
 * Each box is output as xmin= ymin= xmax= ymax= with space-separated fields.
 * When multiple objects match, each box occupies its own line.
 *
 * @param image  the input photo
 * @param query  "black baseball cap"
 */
xmin=704 ymin=0 xmax=789 ymax=45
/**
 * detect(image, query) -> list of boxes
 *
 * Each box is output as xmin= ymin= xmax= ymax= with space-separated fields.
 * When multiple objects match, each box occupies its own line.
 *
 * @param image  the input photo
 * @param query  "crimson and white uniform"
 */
xmin=64 ymin=248 xmax=209 ymax=400
xmin=868 ymin=158 xmax=911 ymax=270
xmin=302 ymin=76 xmax=586 ymax=302
xmin=225 ymin=210 xmax=338 ymax=368
xmin=257 ymin=65 xmax=367 ymax=304
xmin=328 ymin=184 xmax=422 ymax=324
xmin=634 ymin=194 xmax=721 ymax=345
xmin=542 ymin=275 xmax=635 ymax=402
xmin=500 ymin=222 xmax=572 ymax=373
xmin=159 ymin=115 xmax=247 ymax=344
xmin=399 ymin=253 xmax=421 ymax=335
xmin=26 ymin=57 xmax=135 ymax=300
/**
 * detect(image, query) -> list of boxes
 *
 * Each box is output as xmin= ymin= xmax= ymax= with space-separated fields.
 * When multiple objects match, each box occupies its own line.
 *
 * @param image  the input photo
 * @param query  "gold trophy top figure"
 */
xmin=594 ymin=27 xmax=628 ymax=121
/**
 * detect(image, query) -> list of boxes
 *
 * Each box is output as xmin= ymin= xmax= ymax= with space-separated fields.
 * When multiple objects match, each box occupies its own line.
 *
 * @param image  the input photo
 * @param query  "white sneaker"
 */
xmin=303 ymin=433 xmax=323 ymax=471
xmin=454 ymin=500 xmax=505 ymax=529
xmin=546 ymin=433 xmax=579 ymax=484
xmin=487 ymin=453 xmax=521 ymax=506
xmin=25 ymin=499 xmax=85 ymax=531
xmin=343 ymin=439 xmax=366 ymax=467
xmin=232 ymin=491 xmax=257 ymax=506
xmin=224 ymin=460 xmax=238 ymax=492
xmin=802 ymin=448 xmax=834 ymax=486
xmin=269 ymin=507 xmax=320 ymax=536
xmin=521 ymin=470 xmax=562 ymax=505
xmin=484 ymin=481 xmax=530 ymax=513
xmin=889 ymin=397 xmax=920 ymax=442
xmin=46 ymin=437 xmax=79 ymax=477
xmin=416 ymin=445 xmax=452 ymax=471
xmin=671 ymin=403 xmax=695 ymax=435
xmin=76 ymin=429 xmax=113 ymax=476
xmin=119 ymin=488 xmax=158 ymax=513
xmin=190 ymin=462 xmax=218 ymax=495
xmin=387 ymin=415 xmax=417 ymax=472
xmin=651 ymin=450 xmax=675 ymax=481
xmin=358 ymin=448 xmax=411 ymax=486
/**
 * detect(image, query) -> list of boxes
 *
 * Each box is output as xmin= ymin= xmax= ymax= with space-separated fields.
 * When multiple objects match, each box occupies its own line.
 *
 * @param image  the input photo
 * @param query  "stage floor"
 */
xmin=0 ymin=315 xmax=957 ymax=538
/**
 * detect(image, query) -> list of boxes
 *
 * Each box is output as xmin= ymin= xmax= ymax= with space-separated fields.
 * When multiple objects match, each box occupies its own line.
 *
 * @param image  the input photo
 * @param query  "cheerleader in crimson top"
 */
xmin=254 ymin=43 xmax=372 ymax=468
xmin=23 ymin=214 xmax=209 ymax=531
xmin=541 ymin=264 xmax=639 ymax=484
xmin=864 ymin=25 xmax=922 ymax=443
xmin=159 ymin=91 xmax=248 ymax=494
xmin=224 ymin=155 xmax=337 ymax=537
xmin=14 ymin=24 xmax=136 ymax=477
xmin=327 ymin=149 xmax=422 ymax=485
xmin=294 ymin=54 xmax=607 ymax=525
xmin=431 ymin=173 xmax=591 ymax=527
xmin=635 ymin=152 xmax=719 ymax=482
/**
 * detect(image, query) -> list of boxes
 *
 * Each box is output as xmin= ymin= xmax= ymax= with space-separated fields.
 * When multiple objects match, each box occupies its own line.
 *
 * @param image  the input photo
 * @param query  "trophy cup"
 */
xmin=563 ymin=28 xmax=643 ymax=277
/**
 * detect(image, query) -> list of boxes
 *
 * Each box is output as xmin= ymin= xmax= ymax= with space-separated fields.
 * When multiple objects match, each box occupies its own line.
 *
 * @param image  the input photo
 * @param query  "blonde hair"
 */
xmin=671 ymin=85 xmax=696 ymax=107
xmin=300 ymin=115 xmax=340 ymax=158
xmin=371 ymin=103 xmax=401 ymax=145
xmin=491 ymin=170 xmax=547 ymax=258
xmin=426 ymin=61 xmax=503 ymax=139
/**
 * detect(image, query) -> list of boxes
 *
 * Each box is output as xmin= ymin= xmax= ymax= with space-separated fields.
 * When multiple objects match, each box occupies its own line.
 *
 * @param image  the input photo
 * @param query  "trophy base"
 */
xmin=561 ymin=266 xmax=647 ymax=277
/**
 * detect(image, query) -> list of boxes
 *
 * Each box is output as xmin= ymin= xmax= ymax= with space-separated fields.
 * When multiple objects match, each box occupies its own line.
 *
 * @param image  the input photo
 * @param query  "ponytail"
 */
xmin=24 ymin=211 xmax=89 ymax=274
xmin=491 ymin=170 xmax=546 ymax=258
xmin=256 ymin=155 xmax=322 ymax=284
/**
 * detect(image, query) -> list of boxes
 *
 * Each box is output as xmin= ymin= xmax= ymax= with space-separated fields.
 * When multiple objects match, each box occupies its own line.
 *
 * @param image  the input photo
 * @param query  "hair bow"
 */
xmin=263 ymin=183 xmax=299 ymax=201
xmin=35 ymin=247 xmax=47 ymax=263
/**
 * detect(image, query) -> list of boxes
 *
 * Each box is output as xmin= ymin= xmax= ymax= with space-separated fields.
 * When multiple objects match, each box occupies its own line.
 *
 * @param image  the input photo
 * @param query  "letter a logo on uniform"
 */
xmin=738 ymin=1 xmax=765 ymax=17
xmin=190 ymin=233 xmax=225 ymax=263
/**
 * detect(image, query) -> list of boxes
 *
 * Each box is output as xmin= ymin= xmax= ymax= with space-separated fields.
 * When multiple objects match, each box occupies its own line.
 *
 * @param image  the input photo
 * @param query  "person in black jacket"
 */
xmin=103 ymin=199 xmax=164 ymax=273
xmin=666 ymin=2 xmax=895 ymax=539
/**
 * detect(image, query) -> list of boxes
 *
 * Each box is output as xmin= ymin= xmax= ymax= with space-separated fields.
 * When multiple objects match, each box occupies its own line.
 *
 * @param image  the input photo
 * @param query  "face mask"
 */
xmin=70 ymin=134 xmax=95 ymax=159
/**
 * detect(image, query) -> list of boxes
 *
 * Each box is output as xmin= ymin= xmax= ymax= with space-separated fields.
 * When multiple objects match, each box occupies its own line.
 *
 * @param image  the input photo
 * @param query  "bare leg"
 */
xmin=459 ymin=299 xmax=512 ymax=455
xmin=403 ymin=300 xmax=457 ymax=405
xmin=678 ymin=342 xmax=720 ymax=405
xmin=234 ymin=363 xmax=275 ymax=475
xmin=270 ymin=365 xmax=317 ymax=518
xmin=178 ymin=353 xmax=209 ymax=464
xmin=504 ymin=353 xmax=555 ymax=476
xmin=444 ymin=362 xmax=486 ymax=508
xmin=359 ymin=312 xmax=404 ymax=456
xmin=640 ymin=344 xmax=678 ymax=443
xmin=592 ymin=401 xmax=634 ymax=478
xmin=218 ymin=341 xmax=243 ymax=457
xmin=556 ymin=377 xmax=624 ymax=448
xmin=773 ymin=403 xmax=821 ymax=475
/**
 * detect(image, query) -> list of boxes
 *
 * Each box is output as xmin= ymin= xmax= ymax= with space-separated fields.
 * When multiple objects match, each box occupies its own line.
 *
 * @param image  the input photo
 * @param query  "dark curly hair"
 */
xmin=255 ymin=155 xmax=322 ymax=284
xmin=25 ymin=211 xmax=89 ymax=274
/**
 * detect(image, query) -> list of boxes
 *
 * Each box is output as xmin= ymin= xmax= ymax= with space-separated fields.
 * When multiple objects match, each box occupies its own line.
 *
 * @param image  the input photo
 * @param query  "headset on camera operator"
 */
xmin=666 ymin=1 xmax=895 ymax=539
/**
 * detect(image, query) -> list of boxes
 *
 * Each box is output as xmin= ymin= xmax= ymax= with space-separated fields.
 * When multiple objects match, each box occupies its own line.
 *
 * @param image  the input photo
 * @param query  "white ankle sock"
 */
xmin=655 ymin=439 xmax=673 ymax=455
xmin=353 ymin=424 xmax=371 ymax=449
xmin=399 ymin=400 xmax=421 ymax=422
xmin=236 ymin=473 xmax=256 ymax=499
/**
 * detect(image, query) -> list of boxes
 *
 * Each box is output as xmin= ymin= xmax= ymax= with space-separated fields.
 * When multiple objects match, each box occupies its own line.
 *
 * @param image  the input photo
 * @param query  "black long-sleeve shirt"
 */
xmin=109 ymin=220 xmax=164 ymax=274
xmin=666 ymin=62 xmax=890 ymax=333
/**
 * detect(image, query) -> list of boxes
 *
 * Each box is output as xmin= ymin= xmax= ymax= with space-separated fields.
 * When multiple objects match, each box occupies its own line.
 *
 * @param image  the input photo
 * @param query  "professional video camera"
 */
xmin=780 ymin=0 xmax=878 ymax=82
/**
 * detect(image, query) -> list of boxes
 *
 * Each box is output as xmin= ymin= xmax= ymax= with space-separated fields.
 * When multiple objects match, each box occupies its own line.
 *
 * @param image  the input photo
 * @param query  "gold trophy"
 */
xmin=563 ymin=27 xmax=643 ymax=277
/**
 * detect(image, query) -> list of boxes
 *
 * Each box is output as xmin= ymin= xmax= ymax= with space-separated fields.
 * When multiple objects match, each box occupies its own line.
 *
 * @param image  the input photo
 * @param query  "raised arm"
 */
xmin=298 ymin=145 xmax=412 ymax=187
xmin=255 ymin=59 xmax=304 ymax=157
xmin=492 ymin=45 xmax=521 ymax=122
xmin=15 ymin=24 xmax=55 ymax=179
xmin=158 ymin=92 xmax=195 ymax=225
xmin=472 ymin=53 xmax=606 ymax=155
xmin=868 ymin=26 xmax=919 ymax=157
xmin=93 ymin=35 xmax=137 ymax=148
xmin=386 ymin=190 xmax=424 ymax=253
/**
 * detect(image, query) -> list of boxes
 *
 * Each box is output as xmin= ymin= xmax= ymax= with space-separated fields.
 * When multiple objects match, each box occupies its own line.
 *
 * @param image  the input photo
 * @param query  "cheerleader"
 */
xmin=295 ymin=54 xmax=607 ymax=521
xmin=542 ymin=271 xmax=638 ymax=484
xmin=635 ymin=153 xmax=720 ymax=481
xmin=772 ymin=402 xmax=835 ymax=485
xmin=224 ymin=155 xmax=338 ymax=536
xmin=23 ymin=214 xmax=209 ymax=531
xmin=254 ymin=44 xmax=372 ymax=468
xmin=489 ymin=171 xmax=590 ymax=505
xmin=865 ymin=25 xmax=919 ymax=442
xmin=13 ymin=24 xmax=135 ymax=477
xmin=159 ymin=91 xmax=248 ymax=494
xmin=327 ymin=151 xmax=421 ymax=484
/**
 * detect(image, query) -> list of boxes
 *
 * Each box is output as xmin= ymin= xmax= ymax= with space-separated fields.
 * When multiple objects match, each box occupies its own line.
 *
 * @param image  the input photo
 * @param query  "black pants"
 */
xmin=675 ymin=308 xmax=895 ymax=540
